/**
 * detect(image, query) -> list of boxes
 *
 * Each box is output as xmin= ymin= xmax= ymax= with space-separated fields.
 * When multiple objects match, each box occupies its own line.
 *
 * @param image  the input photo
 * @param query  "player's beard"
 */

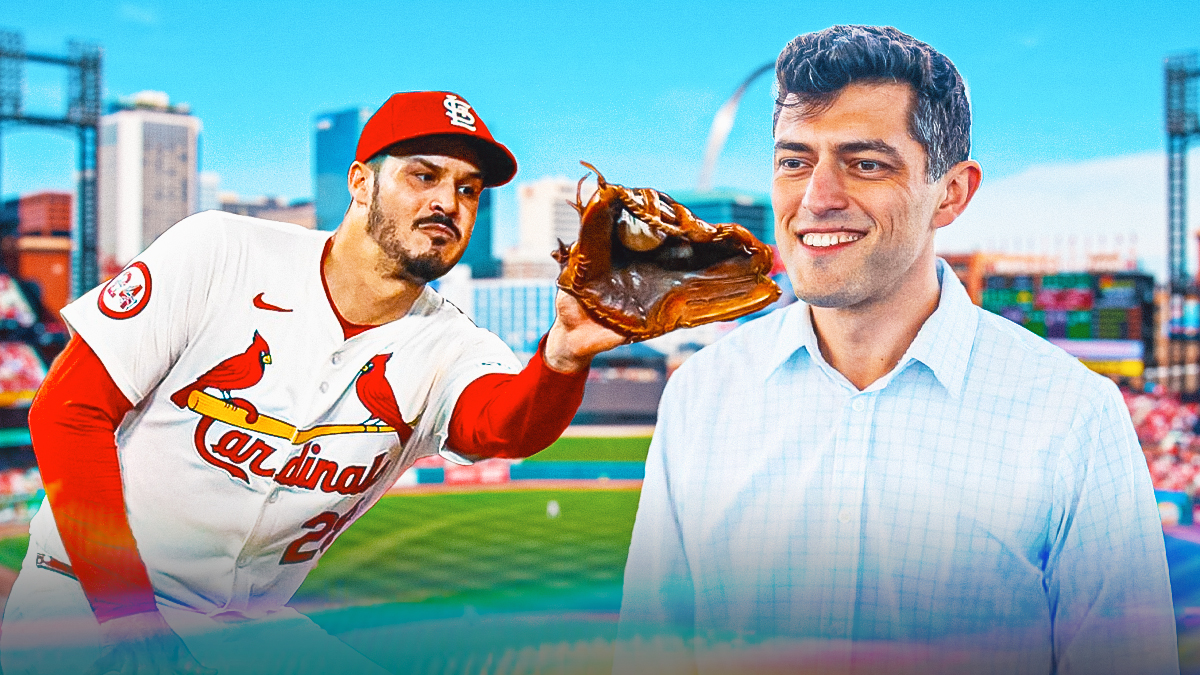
xmin=366 ymin=183 xmax=458 ymax=285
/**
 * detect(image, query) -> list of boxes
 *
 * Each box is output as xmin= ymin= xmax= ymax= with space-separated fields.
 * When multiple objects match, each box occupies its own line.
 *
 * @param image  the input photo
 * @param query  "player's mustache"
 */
xmin=413 ymin=214 xmax=460 ymax=239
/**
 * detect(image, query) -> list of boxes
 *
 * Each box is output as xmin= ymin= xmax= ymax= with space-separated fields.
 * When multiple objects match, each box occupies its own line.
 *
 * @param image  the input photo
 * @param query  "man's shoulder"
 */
xmin=968 ymin=304 xmax=1116 ymax=400
xmin=673 ymin=304 xmax=794 ymax=382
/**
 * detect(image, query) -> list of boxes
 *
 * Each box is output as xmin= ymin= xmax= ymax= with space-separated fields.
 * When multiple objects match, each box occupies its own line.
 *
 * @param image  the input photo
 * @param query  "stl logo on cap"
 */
xmin=99 ymin=261 xmax=153 ymax=319
xmin=443 ymin=94 xmax=476 ymax=132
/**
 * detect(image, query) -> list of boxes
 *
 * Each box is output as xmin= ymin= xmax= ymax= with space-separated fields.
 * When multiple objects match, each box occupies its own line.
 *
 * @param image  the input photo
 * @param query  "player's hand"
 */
xmin=544 ymin=290 xmax=628 ymax=374
xmin=86 ymin=610 xmax=216 ymax=675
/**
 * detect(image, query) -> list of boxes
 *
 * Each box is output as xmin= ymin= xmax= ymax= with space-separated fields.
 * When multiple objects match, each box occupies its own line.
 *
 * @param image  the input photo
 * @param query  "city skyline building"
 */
xmin=459 ymin=189 xmax=500 ymax=278
xmin=670 ymin=189 xmax=774 ymax=246
xmin=505 ymin=176 xmax=581 ymax=278
xmin=0 ymin=200 xmax=17 ymax=237
xmin=471 ymin=277 xmax=558 ymax=358
xmin=17 ymin=192 xmax=72 ymax=237
xmin=16 ymin=236 xmax=71 ymax=318
xmin=219 ymin=194 xmax=315 ymax=230
xmin=98 ymin=91 xmax=201 ymax=274
xmin=11 ymin=192 xmax=72 ymax=316
xmin=253 ymin=201 xmax=316 ymax=230
xmin=313 ymin=106 xmax=369 ymax=231
xmin=199 ymin=171 xmax=221 ymax=213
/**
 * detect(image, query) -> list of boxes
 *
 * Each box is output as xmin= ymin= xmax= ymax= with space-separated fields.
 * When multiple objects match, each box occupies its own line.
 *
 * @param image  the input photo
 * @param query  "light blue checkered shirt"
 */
xmin=616 ymin=260 xmax=1178 ymax=675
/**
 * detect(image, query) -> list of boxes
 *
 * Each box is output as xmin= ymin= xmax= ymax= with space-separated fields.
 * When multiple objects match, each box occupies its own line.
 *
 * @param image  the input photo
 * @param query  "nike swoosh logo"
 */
xmin=253 ymin=293 xmax=292 ymax=312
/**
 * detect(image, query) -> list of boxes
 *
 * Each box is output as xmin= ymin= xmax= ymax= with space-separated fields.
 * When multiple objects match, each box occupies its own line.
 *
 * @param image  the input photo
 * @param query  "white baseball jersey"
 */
xmin=25 ymin=210 xmax=520 ymax=618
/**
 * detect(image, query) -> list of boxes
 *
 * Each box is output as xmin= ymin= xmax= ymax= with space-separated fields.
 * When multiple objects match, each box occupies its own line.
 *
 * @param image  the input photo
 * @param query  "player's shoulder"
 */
xmin=408 ymin=285 xmax=473 ymax=325
xmin=165 ymin=210 xmax=327 ymax=251
xmin=386 ymin=286 xmax=520 ymax=375
xmin=406 ymin=286 xmax=511 ymax=347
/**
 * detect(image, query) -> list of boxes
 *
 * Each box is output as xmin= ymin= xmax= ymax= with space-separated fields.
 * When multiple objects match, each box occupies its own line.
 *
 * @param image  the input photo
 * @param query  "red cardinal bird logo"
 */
xmin=355 ymin=353 xmax=413 ymax=443
xmin=170 ymin=332 xmax=272 ymax=411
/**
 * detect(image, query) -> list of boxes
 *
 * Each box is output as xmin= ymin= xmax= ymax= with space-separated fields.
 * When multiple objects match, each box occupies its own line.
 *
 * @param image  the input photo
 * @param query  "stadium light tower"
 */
xmin=0 ymin=29 xmax=102 ymax=298
xmin=1167 ymin=52 xmax=1199 ymax=294
xmin=696 ymin=61 xmax=773 ymax=193
xmin=1165 ymin=52 xmax=1200 ymax=397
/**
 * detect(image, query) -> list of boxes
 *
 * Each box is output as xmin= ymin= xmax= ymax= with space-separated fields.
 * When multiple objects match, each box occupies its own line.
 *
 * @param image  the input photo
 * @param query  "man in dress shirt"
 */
xmin=615 ymin=25 xmax=1178 ymax=675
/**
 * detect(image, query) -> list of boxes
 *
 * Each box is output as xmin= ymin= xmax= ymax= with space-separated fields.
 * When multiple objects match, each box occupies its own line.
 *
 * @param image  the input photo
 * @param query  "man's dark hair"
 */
xmin=774 ymin=25 xmax=970 ymax=181
xmin=365 ymin=153 xmax=388 ymax=174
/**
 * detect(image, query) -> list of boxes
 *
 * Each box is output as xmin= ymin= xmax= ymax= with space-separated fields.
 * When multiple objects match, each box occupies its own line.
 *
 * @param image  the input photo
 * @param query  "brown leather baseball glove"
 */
xmin=552 ymin=162 xmax=782 ymax=341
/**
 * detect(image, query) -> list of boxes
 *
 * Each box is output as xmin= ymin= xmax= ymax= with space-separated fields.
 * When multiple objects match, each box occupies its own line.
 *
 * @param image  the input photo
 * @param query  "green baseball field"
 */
xmin=0 ymin=435 xmax=652 ymax=674
xmin=5 ymin=432 xmax=1200 ymax=674
xmin=294 ymin=433 xmax=650 ymax=611
xmin=295 ymin=487 xmax=640 ymax=673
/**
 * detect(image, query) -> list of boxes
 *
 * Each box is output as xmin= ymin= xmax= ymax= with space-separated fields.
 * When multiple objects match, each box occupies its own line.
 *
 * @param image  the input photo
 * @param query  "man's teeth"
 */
xmin=802 ymin=232 xmax=863 ymax=247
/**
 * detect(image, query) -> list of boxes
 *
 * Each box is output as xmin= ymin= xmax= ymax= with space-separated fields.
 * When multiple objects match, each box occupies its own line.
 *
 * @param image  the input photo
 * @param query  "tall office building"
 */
xmin=458 ymin=189 xmax=500 ymax=278
xmin=99 ymin=91 xmax=201 ymax=272
xmin=313 ymin=107 xmax=369 ymax=231
xmin=472 ymin=278 xmax=558 ymax=358
xmin=504 ymin=177 xmax=581 ymax=278
xmin=198 ymin=171 xmax=221 ymax=213
xmin=670 ymin=189 xmax=774 ymax=245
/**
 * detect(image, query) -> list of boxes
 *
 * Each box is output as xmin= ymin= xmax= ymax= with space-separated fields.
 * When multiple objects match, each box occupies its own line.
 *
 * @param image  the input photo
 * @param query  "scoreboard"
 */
xmin=980 ymin=272 xmax=1155 ymax=376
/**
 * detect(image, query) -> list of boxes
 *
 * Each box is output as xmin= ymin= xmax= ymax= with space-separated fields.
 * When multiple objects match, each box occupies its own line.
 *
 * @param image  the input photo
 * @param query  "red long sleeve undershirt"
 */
xmin=28 ymin=335 xmax=153 ymax=622
xmin=30 ymin=332 xmax=586 ymax=623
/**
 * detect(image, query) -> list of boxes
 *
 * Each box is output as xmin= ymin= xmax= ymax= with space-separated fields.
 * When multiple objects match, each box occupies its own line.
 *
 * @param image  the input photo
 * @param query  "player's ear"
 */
xmin=348 ymin=161 xmax=373 ymax=208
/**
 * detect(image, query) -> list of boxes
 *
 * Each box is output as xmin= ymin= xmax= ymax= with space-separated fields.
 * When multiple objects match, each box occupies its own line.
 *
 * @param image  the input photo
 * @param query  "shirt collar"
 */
xmin=900 ymin=258 xmax=977 ymax=398
xmin=767 ymin=297 xmax=820 ymax=374
xmin=768 ymin=258 xmax=977 ymax=398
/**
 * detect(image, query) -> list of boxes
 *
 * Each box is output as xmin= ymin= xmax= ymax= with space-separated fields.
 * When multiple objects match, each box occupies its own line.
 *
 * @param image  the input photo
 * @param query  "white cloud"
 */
xmin=936 ymin=150 xmax=1200 ymax=282
xmin=119 ymin=2 xmax=159 ymax=26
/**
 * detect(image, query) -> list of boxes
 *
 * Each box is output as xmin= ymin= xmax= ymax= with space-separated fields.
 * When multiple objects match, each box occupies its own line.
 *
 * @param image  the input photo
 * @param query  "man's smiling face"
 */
xmin=772 ymin=80 xmax=945 ymax=311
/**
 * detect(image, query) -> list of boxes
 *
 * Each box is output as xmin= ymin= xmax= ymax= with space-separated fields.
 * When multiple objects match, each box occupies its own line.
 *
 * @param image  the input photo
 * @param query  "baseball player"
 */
xmin=0 ymin=91 xmax=626 ymax=674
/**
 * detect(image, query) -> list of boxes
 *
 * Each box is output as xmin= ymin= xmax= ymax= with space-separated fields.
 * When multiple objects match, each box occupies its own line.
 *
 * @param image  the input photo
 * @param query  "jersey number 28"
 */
xmin=280 ymin=502 xmax=362 ymax=565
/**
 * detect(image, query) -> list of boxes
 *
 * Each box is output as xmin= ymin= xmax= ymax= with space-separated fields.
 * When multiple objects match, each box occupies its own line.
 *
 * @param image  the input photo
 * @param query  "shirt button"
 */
xmin=851 ymin=399 xmax=865 ymax=412
xmin=267 ymin=491 xmax=279 ymax=503
xmin=236 ymin=554 xmax=251 ymax=568
xmin=838 ymin=509 xmax=853 ymax=524
xmin=331 ymin=353 xmax=342 ymax=365
xmin=319 ymin=382 xmax=329 ymax=393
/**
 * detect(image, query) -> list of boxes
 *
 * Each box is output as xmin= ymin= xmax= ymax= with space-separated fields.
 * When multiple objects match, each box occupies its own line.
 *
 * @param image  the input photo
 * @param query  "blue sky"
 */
xmin=3 ymin=0 xmax=1199 ymax=259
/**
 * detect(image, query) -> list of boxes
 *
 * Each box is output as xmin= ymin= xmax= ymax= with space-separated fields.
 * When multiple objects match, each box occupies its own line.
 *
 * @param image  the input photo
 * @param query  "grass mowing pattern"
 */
xmin=293 ymin=489 xmax=640 ymax=613
xmin=522 ymin=436 xmax=650 ymax=463
xmin=0 ymin=491 xmax=640 ymax=673
xmin=299 ymin=489 xmax=642 ymax=673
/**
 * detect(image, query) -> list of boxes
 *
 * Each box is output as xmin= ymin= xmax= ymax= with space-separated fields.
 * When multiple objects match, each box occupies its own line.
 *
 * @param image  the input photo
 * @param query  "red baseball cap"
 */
xmin=355 ymin=91 xmax=518 ymax=187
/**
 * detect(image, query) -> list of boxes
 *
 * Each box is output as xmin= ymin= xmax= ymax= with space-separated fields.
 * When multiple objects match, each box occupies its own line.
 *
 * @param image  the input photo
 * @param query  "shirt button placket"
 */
xmin=229 ymin=551 xmax=253 ymax=610
xmin=836 ymin=393 xmax=873 ymax=638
